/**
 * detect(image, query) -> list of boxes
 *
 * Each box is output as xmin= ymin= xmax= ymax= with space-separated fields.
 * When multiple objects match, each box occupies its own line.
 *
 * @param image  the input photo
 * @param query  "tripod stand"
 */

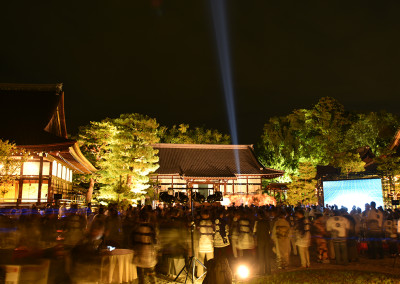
xmin=174 ymin=190 xmax=206 ymax=283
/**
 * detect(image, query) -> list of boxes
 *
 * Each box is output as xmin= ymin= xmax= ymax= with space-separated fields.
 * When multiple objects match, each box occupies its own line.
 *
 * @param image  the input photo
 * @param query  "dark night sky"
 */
xmin=1 ymin=0 xmax=400 ymax=144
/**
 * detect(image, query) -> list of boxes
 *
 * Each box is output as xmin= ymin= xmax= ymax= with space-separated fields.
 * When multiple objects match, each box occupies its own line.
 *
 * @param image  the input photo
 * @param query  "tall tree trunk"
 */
xmin=86 ymin=178 xmax=95 ymax=204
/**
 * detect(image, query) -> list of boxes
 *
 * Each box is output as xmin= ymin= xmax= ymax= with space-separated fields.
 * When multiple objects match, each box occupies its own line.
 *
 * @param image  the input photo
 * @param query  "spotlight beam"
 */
xmin=210 ymin=0 xmax=241 ymax=174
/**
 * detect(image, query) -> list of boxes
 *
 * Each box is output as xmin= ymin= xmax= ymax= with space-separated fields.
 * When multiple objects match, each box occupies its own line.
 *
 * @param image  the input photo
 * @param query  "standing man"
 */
xmin=365 ymin=201 xmax=384 ymax=259
xmin=295 ymin=209 xmax=311 ymax=268
xmin=131 ymin=210 xmax=158 ymax=284
xmin=313 ymin=214 xmax=329 ymax=263
xmin=271 ymin=210 xmax=291 ymax=269
xmin=254 ymin=210 xmax=272 ymax=275
xmin=197 ymin=210 xmax=214 ymax=277
xmin=287 ymin=208 xmax=298 ymax=256
xmin=326 ymin=210 xmax=350 ymax=265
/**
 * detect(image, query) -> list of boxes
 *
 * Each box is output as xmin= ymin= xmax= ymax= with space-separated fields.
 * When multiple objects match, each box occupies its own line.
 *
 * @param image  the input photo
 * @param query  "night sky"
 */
xmin=1 ymin=0 xmax=400 ymax=144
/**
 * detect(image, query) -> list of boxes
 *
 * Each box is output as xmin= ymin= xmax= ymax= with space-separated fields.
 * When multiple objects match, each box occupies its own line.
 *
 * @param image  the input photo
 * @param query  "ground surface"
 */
xmin=155 ymin=252 xmax=400 ymax=283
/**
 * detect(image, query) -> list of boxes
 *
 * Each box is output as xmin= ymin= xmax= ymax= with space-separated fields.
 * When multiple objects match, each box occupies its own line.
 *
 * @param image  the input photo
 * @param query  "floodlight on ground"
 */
xmin=237 ymin=264 xmax=249 ymax=279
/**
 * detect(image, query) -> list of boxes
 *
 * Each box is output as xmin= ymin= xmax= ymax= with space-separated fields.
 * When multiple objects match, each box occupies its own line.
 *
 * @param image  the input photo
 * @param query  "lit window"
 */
xmin=57 ymin=163 xmax=62 ymax=178
xmin=52 ymin=161 xmax=57 ymax=176
xmin=23 ymin=162 xmax=40 ymax=175
xmin=43 ymin=162 xmax=50 ymax=176
xmin=62 ymin=166 xmax=67 ymax=180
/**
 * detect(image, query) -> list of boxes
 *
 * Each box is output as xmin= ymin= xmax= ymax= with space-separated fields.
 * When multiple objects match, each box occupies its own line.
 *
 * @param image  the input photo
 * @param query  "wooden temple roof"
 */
xmin=152 ymin=143 xmax=284 ymax=179
xmin=0 ymin=83 xmax=96 ymax=174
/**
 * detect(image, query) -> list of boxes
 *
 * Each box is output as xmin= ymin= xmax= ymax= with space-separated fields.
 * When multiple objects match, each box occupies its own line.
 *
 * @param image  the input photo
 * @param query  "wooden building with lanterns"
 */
xmin=0 ymin=83 xmax=96 ymax=206
xmin=150 ymin=143 xmax=284 ymax=202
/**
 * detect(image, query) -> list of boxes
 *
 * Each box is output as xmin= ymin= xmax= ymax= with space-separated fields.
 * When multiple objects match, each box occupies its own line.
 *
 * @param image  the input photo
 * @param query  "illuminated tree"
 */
xmin=331 ymin=152 xmax=366 ymax=176
xmin=161 ymin=124 xmax=231 ymax=144
xmin=286 ymin=162 xmax=317 ymax=205
xmin=375 ymin=149 xmax=400 ymax=197
xmin=0 ymin=140 xmax=27 ymax=198
xmin=343 ymin=112 xmax=399 ymax=156
xmin=257 ymin=97 xmax=399 ymax=182
xmin=78 ymin=113 xmax=160 ymax=202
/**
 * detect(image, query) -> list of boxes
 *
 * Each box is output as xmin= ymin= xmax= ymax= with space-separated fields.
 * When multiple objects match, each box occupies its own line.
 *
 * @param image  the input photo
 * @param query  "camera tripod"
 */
xmin=174 ymin=192 xmax=206 ymax=283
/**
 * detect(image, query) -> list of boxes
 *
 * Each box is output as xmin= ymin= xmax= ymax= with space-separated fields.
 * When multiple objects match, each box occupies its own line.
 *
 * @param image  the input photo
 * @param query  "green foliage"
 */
xmin=375 ymin=148 xmax=400 ymax=196
xmin=161 ymin=124 xmax=231 ymax=144
xmin=375 ymin=148 xmax=400 ymax=177
xmin=286 ymin=162 xmax=317 ymax=205
xmin=331 ymin=152 xmax=366 ymax=176
xmin=0 ymin=140 xmax=28 ymax=197
xmin=78 ymin=113 xmax=161 ymax=202
xmin=257 ymin=97 xmax=399 ymax=183
xmin=343 ymin=112 xmax=399 ymax=156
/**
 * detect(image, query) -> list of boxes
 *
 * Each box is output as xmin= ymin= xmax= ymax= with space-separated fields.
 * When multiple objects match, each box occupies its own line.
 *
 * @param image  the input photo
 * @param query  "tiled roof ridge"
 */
xmin=0 ymin=83 xmax=63 ymax=92
xmin=152 ymin=143 xmax=252 ymax=149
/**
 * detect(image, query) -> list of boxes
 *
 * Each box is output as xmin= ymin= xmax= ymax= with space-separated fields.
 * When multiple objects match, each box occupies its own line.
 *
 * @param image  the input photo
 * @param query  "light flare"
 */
xmin=237 ymin=264 xmax=250 ymax=279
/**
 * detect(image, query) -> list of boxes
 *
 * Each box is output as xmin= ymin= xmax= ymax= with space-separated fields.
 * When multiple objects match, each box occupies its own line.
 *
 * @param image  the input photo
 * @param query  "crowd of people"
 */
xmin=0 ymin=200 xmax=399 ymax=283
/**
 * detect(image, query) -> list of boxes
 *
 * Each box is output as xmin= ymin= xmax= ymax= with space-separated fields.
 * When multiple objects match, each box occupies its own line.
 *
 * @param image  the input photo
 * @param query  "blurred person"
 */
xmin=202 ymin=256 xmax=232 ymax=284
xmin=237 ymin=211 xmax=255 ymax=259
xmin=271 ymin=210 xmax=291 ymax=269
xmin=197 ymin=210 xmax=214 ymax=277
xmin=326 ymin=210 xmax=350 ymax=265
xmin=17 ymin=207 xmax=41 ymax=248
xmin=342 ymin=208 xmax=358 ymax=262
xmin=295 ymin=209 xmax=311 ymax=268
xmin=63 ymin=203 xmax=86 ymax=247
xmin=40 ymin=208 xmax=59 ymax=247
xmin=254 ymin=209 xmax=272 ymax=275
xmin=158 ymin=209 xmax=187 ymax=277
xmin=122 ymin=205 xmax=136 ymax=248
xmin=105 ymin=206 xmax=122 ymax=247
xmin=230 ymin=210 xmax=240 ymax=258
xmin=383 ymin=214 xmax=398 ymax=257
xmin=92 ymin=205 xmax=107 ymax=224
xmin=364 ymin=201 xmax=384 ymax=259
xmin=70 ymin=219 xmax=106 ymax=283
xmin=0 ymin=212 xmax=14 ymax=248
xmin=131 ymin=210 xmax=158 ymax=284
xmin=287 ymin=209 xmax=298 ymax=256
xmin=312 ymin=214 xmax=329 ymax=263
xmin=213 ymin=208 xmax=230 ymax=259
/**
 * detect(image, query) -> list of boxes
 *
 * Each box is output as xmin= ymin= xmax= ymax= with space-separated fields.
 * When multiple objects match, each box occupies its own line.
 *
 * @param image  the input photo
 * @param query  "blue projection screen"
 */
xmin=323 ymin=178 xmax=384 ymax=209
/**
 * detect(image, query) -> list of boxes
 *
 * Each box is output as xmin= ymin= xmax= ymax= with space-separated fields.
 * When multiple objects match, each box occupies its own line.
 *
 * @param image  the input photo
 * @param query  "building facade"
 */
xmin=150 ymin=143 xmax=284 ymax=203
xmin=0 ymin=83 xmax=96 ymax=206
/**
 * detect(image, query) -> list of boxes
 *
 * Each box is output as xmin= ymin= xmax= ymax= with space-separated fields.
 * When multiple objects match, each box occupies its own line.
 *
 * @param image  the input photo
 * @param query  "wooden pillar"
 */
xmin=187 ymin=180 xmax=192 ymax=206
xmin=232 ymin=180 xmax=235 ymax=194
xmin=17 ymin=163 xmax=24 ymax=206
xmin=246 ymin=176 xmax=249 ymax=194
xmin=37 ymin=156 xmax=44 ymax=204
xmin=224 ymin=182 xmax=227 ymax=195
xmin=48 ymin=161 xmax=53 ymax=203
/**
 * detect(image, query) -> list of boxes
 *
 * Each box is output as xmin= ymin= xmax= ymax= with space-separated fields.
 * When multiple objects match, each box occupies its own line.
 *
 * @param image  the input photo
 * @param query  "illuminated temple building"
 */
xmin=151 ymin=143 xmax=284 ymax=204
xmin=0 ymin=83 xmax=96 ymax=205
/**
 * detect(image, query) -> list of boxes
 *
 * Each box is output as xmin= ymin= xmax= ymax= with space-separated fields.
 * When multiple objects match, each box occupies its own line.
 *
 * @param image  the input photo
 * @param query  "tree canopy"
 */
xmin=77 ymin=113 xmax=160 ymax=202
xmin=257 ymin=97 xmax=399 ymax=205
xmin=161 ymin=124 xmax=231 ymax=144
xmin=286 ymin=162 xmax=317 ymax=205
xmin=0 ymin=140 xmax=27 ymax=198
xmin=77 ymin=116 xmax=231 ymax=204
xmin=257 ymin=97 xmax=399 ymax=177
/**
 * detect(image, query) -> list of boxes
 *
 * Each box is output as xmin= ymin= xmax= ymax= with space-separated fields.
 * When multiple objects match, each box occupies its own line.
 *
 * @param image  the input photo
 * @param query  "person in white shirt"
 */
xmin=271 ymin=210 xmax=291 ymax=269
xmin=326 ymin=210 xmax=350 ymax=265
xmin=364 ymin=201 xmax=384 ymax=259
